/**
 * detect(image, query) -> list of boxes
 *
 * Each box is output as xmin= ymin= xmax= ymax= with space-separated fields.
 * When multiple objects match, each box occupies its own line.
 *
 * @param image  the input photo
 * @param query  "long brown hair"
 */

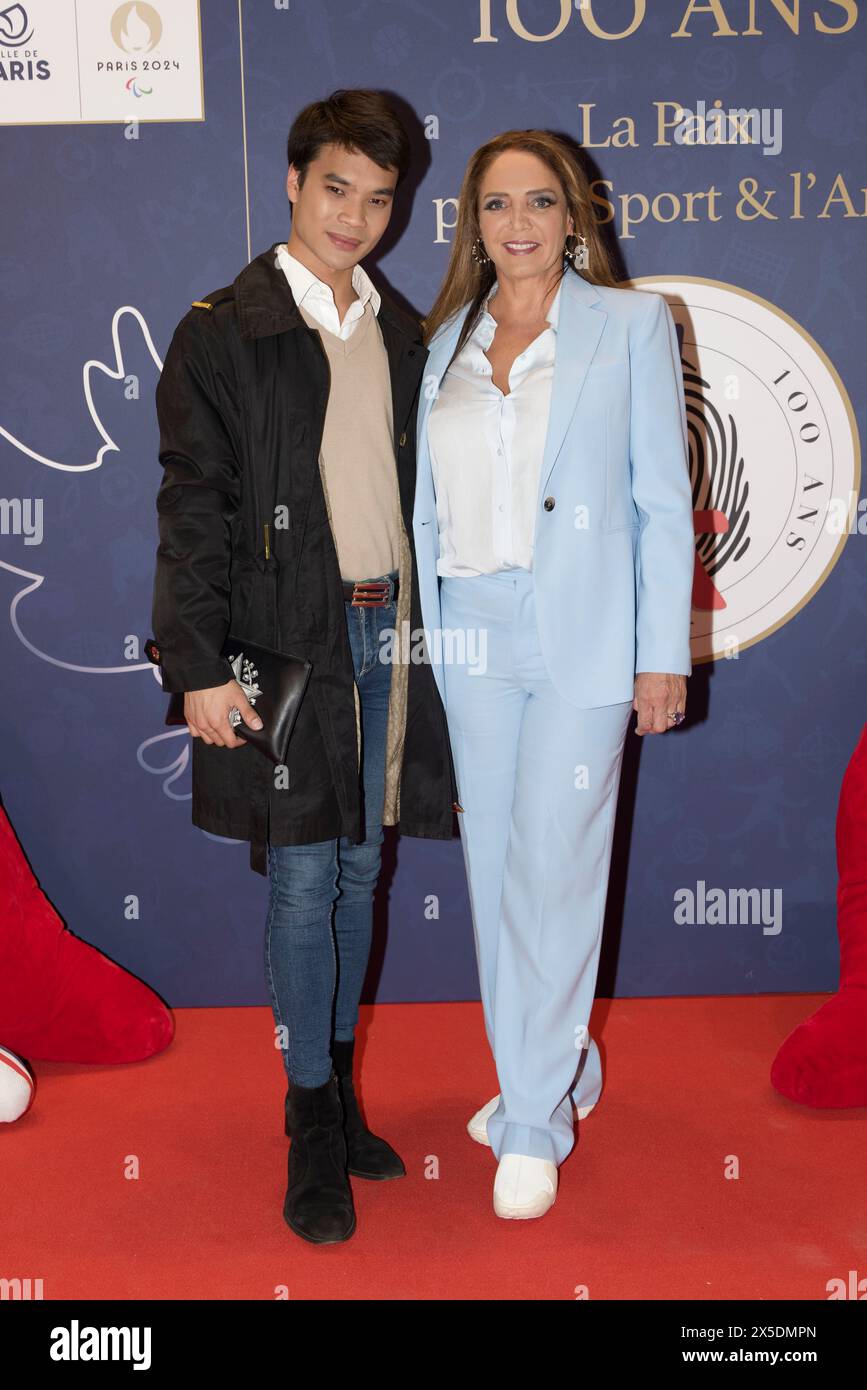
xmin=422 ymin=130 xmax=617 ymax=360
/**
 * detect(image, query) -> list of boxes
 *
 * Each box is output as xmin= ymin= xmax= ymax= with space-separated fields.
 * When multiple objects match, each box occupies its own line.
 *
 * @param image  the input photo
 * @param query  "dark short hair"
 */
xmin=286 ymin=88 xmax=410 ymax=188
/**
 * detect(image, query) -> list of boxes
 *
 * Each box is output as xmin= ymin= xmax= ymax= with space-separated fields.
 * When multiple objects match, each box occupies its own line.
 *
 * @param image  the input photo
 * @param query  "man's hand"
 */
xmin=184 ymin=679 xmax=263 ymax=748
xmin=633 ymin=672 xmax=687 ymax=735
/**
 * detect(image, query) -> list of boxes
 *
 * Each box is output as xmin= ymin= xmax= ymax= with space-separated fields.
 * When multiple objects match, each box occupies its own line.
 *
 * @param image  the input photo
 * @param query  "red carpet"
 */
xmin=2 ymin=997 xmax=864 ymax=1300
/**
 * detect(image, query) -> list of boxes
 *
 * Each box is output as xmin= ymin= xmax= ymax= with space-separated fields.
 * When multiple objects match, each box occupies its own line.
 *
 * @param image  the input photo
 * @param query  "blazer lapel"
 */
xmin=416 ymin=272 xmax=607 ymax=521
xmin=414 ymin=315 xmax=464 ymax=524
xmin=536 ymin=272 xmax=607 ymax=504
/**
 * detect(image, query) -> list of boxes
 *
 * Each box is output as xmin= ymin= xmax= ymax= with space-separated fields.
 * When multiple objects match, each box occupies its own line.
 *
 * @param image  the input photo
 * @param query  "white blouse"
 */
xmin=427 ymin=277 xmax=562 ymax=576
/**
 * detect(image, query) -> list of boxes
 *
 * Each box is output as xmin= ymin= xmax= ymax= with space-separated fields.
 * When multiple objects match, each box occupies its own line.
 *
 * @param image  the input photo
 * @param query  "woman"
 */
xmin=413 ymin=131 xmax=694 ymax=1220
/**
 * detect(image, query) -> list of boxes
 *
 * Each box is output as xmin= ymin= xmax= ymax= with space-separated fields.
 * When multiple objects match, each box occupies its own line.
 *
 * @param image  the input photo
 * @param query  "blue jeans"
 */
xmin=264 ymin=576 xmax=396 ymax=1087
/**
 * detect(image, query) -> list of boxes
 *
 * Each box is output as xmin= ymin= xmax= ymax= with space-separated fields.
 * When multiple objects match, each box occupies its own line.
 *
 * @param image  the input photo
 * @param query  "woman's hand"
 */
xmin=633 ymin=672 xmax=687 ymax=735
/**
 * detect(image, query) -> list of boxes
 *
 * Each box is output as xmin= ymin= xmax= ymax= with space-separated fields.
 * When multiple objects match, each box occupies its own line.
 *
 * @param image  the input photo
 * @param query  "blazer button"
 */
xmin=543 ymin=496 xmax=556 ymax=511
xmin=399 ymin=431 xmax=407 ymax=447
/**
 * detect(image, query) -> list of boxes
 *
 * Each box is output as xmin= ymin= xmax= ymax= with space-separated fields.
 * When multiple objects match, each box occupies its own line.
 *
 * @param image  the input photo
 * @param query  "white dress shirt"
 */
xmin=427 ymin=277 xmax=562 ymax=576
xmin=273 ymin=240 xmax=381 ymax=339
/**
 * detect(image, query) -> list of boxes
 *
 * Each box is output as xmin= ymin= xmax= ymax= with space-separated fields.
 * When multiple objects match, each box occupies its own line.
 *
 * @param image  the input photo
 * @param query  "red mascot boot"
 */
xmin=771 ymin=722 xmax=867 ymax=1107
xmin=0 ymin=803 xmax=173 ymax=1063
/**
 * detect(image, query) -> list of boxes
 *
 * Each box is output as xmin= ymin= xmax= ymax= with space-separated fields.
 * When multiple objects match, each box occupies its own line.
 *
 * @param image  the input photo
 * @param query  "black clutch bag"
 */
xmin=145 ymin=635 xmax=312 ymax=766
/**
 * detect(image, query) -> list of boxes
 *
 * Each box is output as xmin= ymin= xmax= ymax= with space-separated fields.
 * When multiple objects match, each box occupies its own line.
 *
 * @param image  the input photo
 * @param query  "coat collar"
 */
xmin=234 ymin=241 xmax=421 ymax=344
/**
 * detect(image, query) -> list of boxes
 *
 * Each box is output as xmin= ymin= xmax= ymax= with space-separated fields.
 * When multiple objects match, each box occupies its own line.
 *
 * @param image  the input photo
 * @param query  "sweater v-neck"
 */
xmin=315 ymin=298 xmax=375 ymax=358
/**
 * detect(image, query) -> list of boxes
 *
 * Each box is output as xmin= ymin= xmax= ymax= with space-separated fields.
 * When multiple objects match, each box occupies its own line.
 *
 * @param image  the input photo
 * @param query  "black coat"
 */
xmin=150 ymin=241 xmax=457 ymax=874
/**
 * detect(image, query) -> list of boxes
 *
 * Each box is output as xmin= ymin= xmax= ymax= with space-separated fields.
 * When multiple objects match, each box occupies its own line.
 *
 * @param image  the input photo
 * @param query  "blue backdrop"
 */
xmin=1 ymin=0 xmax=864 ymax=1006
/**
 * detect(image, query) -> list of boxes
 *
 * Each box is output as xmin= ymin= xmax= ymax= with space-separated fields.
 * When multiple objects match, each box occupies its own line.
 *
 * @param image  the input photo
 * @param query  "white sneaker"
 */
xmin=467 ymin=1093 xmax=594 ymax=1147
xmin=493 ymin=1153 xmax=558 ymax=1219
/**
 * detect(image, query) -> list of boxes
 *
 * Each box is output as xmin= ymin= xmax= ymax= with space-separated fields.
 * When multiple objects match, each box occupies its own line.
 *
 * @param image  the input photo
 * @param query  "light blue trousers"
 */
xmin=439 ymin=567 xmax=632 ymax=1167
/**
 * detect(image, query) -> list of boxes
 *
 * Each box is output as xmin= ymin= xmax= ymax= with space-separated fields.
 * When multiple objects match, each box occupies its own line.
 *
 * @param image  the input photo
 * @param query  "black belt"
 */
xmin=342 ymin=575 xmax=398 ymax=606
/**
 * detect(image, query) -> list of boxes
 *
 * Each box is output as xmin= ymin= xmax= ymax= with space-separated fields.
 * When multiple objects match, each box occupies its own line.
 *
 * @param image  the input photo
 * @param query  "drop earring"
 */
xmin=565 ymin=233 xmax=589 ymax=270
xmin=471 ymin=235 xmax=492 ymax=265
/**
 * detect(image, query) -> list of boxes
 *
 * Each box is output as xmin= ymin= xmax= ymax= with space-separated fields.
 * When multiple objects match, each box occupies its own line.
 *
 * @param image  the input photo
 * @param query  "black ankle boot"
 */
xmin=283 ymin=1072 xmax=356 ymax=1244
xmin=331 ymin=1037 xmax=406 ymax=1181
xmin=285 ymin=1040 xmax=406 ymax=1180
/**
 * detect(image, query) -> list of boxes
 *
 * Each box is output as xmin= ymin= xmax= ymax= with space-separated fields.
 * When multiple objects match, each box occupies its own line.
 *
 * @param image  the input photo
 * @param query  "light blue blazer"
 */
xmin=412 ymin=272 xmax=695 ymax=710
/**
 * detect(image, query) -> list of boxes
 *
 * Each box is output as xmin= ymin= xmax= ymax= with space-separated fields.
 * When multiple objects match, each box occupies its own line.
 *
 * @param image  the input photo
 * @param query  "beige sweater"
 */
xmin=298 ymin=297 xmax=401 ymax=581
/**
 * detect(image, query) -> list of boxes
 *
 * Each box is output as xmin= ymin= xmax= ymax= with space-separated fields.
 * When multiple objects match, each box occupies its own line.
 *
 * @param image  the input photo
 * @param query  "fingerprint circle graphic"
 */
xmin=632 ymin=276 xmax=859 ymax=663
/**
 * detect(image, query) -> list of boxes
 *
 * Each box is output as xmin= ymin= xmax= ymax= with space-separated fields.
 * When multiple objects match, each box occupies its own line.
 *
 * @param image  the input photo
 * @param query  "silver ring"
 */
xmin=228 ymin=706 xmax=242 ymax=729
xmin=667 ymin=710 xmax=685 ymax=725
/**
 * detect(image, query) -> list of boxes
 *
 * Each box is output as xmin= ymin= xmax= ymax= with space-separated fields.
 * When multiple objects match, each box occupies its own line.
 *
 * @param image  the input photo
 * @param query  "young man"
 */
xmin=149 ymin=90 xmax=456 ymax=1245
